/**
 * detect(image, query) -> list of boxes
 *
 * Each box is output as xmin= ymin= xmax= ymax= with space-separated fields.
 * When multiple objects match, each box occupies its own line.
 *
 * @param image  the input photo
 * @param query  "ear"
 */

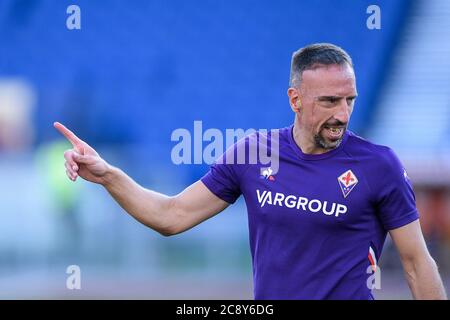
xmin=287 ymin=87 xmax=302 ymax=113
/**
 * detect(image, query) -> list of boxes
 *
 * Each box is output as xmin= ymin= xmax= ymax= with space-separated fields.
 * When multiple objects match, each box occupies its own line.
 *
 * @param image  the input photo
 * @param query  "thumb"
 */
xmin=75 ymin=146 xmax=86 ymax=156
xmin=73 ymin=144 xmax=85 ymax=155
xmin=73 ymin=152 xmax=94 ymax=164
xmin=73 ymin=152 xmax=83 ymax=161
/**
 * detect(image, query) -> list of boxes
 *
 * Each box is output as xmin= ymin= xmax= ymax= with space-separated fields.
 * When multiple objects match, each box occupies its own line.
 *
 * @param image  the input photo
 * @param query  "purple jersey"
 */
xmin=201 ymin=125 xmax=419 ymax=300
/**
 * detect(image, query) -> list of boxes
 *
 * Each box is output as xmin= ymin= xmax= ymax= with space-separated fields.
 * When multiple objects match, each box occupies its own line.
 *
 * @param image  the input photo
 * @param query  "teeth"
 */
xmin=325 ymin=127 xmax=343 ymax=136
xmin=329 ymin=127 xmax=341 ymax=134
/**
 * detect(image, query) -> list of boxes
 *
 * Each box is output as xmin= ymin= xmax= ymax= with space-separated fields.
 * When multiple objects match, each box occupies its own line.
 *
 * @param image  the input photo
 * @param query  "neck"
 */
xmin=292 ymin=118 xmax=327 ymax=155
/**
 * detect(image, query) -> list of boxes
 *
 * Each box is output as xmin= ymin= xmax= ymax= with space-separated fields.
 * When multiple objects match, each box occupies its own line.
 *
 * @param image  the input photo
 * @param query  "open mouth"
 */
xmin=323 ymin=126 xmax=344 ymax=140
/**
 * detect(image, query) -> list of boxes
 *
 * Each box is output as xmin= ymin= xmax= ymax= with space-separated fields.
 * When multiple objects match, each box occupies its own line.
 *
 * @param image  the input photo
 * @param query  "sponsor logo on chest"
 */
xmin=256 ymin=189 xmax=347 ymax=217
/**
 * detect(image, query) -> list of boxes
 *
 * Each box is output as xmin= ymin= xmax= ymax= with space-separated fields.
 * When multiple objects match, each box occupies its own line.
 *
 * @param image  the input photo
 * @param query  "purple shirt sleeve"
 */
xmin=373 ymin=147 xmax=419 ymax=230
xmin=200 ymin=141 xmax=245 ymax=204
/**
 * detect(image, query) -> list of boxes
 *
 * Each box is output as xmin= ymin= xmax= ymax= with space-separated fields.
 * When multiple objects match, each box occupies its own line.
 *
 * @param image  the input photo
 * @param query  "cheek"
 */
xmin=311 ymin=107 xmax=332 ymax=130
xmin=300 ymin=108 xmax=317 ymax=130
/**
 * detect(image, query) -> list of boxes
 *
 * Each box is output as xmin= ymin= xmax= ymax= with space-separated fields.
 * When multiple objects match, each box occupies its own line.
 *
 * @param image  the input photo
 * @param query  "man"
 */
xmin=55 ymin=43 xmax=447 ymax=300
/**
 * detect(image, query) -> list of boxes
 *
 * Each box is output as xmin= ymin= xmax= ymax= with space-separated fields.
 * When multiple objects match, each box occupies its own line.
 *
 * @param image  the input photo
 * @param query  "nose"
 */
xmin=334 ymin=101 xmax=351 ymax=124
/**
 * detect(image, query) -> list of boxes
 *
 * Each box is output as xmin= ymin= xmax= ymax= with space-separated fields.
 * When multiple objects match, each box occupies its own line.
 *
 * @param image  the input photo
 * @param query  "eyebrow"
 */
xmin=316 ymin=95 xmax=358 ymax=101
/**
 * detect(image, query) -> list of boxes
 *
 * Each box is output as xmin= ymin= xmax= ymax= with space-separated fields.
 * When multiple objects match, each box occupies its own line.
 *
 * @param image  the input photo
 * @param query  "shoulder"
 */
xmin=344 ymin=131 xmax=403 ymax=171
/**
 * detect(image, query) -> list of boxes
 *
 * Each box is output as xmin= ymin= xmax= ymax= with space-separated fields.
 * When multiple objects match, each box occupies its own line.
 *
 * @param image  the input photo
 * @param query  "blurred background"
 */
xmin=0 ymin=0 xmax=449 ymax=299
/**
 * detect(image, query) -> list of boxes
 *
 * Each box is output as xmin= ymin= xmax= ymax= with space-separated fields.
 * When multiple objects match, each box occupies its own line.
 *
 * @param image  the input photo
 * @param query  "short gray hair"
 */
xmin=289 ymin=43 xmax=353 ymax=87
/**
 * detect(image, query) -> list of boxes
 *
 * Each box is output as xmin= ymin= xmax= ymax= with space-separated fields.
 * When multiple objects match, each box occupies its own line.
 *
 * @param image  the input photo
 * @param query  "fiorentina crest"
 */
xmin=338 ymin=170 xmax=358 ymax=198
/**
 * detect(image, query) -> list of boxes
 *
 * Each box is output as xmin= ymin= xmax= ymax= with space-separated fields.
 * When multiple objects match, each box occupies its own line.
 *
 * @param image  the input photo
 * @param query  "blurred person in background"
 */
xmin=0 ymin=79 xmax=34 ymax=152
xmin=54 ymin=43 xmax=447 ymax=300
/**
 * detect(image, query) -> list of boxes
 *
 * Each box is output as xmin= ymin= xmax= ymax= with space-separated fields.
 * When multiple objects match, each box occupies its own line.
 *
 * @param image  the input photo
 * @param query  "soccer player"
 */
xmin=54 ymin=43 xmax=447 ymax=300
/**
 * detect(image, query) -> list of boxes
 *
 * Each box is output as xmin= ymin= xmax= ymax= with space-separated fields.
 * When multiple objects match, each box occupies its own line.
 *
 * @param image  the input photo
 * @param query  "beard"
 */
xmin=313 ymin=124 xmax=347 ymax=150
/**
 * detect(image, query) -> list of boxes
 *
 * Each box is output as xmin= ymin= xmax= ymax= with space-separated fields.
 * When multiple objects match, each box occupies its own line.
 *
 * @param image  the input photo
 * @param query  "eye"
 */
xmin=346 ymin=97 xmax=356 ymax=106
xmin=319 ymin=97 xmax=339 ymax=106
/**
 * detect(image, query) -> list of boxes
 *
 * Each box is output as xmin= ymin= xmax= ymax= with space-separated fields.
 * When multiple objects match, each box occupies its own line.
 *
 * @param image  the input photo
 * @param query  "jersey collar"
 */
xmin=287 ymin=124 xmax=349 ymax=161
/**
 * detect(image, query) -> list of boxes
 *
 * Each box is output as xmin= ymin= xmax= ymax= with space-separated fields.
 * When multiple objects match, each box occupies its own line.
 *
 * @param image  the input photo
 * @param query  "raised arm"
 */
xmin=54 ymin=122 xmax=230 ymax=236
xmin=389 ymin=220 xmax=447 ymax=299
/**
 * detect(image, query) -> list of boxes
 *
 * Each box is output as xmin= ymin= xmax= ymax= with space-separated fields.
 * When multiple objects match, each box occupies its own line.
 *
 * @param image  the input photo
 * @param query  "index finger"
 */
xmin=53 ymin=122 xmax=83 ymax=147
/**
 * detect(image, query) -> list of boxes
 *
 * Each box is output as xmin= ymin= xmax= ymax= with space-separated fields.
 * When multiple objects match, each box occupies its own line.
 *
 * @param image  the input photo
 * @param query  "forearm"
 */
xmin=404 ymin=256 xmax=447 ymax=300
xmin=102 ymin=165 xmax=176 ymax=235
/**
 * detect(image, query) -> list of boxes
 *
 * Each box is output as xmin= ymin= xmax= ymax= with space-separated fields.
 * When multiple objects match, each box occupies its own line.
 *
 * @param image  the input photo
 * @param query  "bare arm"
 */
xmin=389 ymin=220 xmax=447 ymax=299
xmin=102 ymin=169 xmax=229 ymax=235
xmin=54 ymin=122 xmax=229 ymax=236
